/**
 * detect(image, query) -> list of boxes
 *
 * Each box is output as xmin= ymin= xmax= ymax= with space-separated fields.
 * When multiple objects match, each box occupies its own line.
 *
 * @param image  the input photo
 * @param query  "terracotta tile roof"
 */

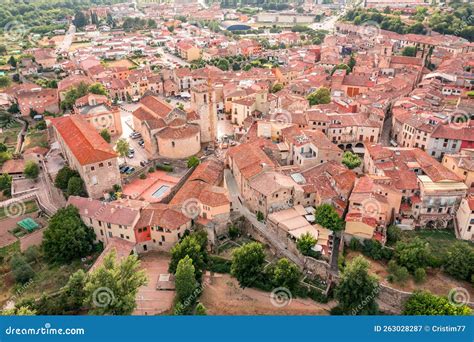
xmin=135 ymin=203 xmax=190 ymax=230
xmin=156 ymin=123 xmax=200 ymax=139
xmin=188 ymin=159 xmax=223 ymax=185
xmin=68 ymin=196 xmax=140 ymax=226
xmin=50 ymin=115 xmax=117 ymax=165
xmin=169 ymin=181 xmax=229 ymax=208
xmin=227 ymin=140 xmax=275 ymax=180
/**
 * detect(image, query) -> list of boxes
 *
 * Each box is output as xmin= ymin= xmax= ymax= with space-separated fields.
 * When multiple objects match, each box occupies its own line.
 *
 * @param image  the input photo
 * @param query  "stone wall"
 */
xmin=19 ymin=228 xmax=45 ymax=252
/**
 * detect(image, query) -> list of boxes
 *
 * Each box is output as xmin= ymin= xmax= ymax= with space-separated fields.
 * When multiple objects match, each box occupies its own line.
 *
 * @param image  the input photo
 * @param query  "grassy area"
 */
xmin=400 ymin=229 xmax=474 ymax=259
xmin=0 ymin=122 xmax=22 ymax=149
xmin=0 ymin=200 xmax=39 ymax=220
xmin=23 ymin=130 xmax=48 ymax=150
xmin=0 ymin=241 xmax=19 ymax=261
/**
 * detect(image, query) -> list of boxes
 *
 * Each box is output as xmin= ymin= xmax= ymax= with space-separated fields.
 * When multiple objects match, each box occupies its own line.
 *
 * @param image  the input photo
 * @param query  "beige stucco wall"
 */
xmin=157 ymin=132 xmax=200 ymax=159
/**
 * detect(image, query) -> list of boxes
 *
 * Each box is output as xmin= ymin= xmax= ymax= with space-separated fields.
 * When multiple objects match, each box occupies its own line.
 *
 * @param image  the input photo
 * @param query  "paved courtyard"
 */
xmin=134 ymin=252 xmax=175 ymax=315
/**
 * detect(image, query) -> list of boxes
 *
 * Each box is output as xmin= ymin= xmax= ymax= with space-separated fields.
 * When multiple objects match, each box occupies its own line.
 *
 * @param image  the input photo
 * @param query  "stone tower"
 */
xmin=191 ymin=83 xmax=217 ymax=144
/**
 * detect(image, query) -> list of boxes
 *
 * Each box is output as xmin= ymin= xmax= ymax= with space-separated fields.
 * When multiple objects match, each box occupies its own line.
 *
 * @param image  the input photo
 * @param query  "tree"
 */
xmin=403 ymin=291 xmax=471 ymax=315
xmin=24 ymin=161 xmax=39 ymax=180
xmin=195 ymin=303 xmax=207 ymax=315
xmin=231 ymin=242 xmax=266 ymax=287
xmin=0 ymin=76 xmax=11 ymax=88
xmin=386 ymin=225 xmax=402 ymax=245
xmin=10 ymin=254 xmax=34 ymax=284
xmin=84 ymin=251 xmax=147 ymax=315
xmin=334 ymin=256 xmax=379 ymax=315
xmin=402 ymin=46 xmax=417 ymax=57
xmin=100 ymin=129 xmax=111 ymax=143
xmin=272 ymin=258 xmax=300 ymax=290
xmin=342 ymin=151 xmax=361 ymax=169
xmin=115 ymin=139 xmax=130 ymax=163
xmin=217 ymin=58 xmax=230 ymax=71
xmin=271 ymin=83 xmax=284 ymax=93
xmin=66 ymin=176 xmax=85 ymax=197
xmin=42 ymin=206 xmax=95 ymax=263
xmin=0 ymin=173 xmax=12 ymax=192
xmin=55 ymin=166 xmax=79 ymax=190
xmin=395 ymin=237 xmax=431 ymax=272
xmin=331 ymin=63 xmax=351 ymax=75
xmin=147 ymin=19 xmax=157 ymax=29
xmin=187 ymin=156 xmax=200 ymax=168
xmin=169 ymin=233 xmax=207 ymax=280
xmin=414 ymin=268 xmax=426 ymax=283
xmin=61 ymin=270 xmax=87 ymax=312
xmin=307 ymin=87 xmax=331 ymax=106
xmin=443 ymin=243 xmax=474 ymax=282
xmin=8 ymin=56 xmax=17 ymax=68
xmin=175 ymin=255 xmax=197 ymax=302
xmin=348 ymin=54 xmax=356 ymax=71
xmin=296 ymin=232 xmax=317 ymax=256
xmin=73 ymin=10 xmax=88 ymax=28
xmin=314 ymin=204 xmax=344 ymax=232
xmin=89 ymin=83 xmax=107 ymax=96
xmin=1 ymin=307 xmax=36 ymax=315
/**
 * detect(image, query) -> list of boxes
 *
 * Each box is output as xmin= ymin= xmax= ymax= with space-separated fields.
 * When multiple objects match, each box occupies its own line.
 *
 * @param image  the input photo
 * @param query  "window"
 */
xmin=161 ymin=236 xmax=165 ymax=242
xmin=172 ymin=141 xmax=175 ymax=147
xmin=108 ymin=232 xmax=112 ymax=237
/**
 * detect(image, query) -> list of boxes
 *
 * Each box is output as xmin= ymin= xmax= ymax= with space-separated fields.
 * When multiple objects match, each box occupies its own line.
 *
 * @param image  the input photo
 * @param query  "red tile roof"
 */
xmin=50 ymin=115 xmax=117 ymax=165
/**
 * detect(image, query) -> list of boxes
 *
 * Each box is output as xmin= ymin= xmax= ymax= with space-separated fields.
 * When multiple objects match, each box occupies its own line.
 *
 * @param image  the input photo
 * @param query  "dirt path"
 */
xmin=200 ymin=273 xmax=334 ymax=315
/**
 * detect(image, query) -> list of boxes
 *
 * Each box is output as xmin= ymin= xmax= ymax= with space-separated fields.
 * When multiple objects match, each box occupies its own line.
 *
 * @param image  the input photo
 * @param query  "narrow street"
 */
xmin=224 ymin=169 xmax=304 ymax=268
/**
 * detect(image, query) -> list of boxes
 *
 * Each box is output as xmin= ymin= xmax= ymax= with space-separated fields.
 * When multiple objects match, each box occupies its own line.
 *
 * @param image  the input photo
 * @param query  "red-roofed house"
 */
xmin=49 ymin=115 xmax=121 ymax=199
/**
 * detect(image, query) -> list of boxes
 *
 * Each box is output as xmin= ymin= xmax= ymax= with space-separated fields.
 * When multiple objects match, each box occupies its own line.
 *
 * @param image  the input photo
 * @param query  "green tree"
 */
xmin=395 ymin=237 xmax=431 ymax=272
xmin=100 ymin=129 xmax=111 ymax=143
xmin=0 ymin=173 xmax=12 ymax=191
xmin=61 ymin=270 xmax=87 ymax=312
xmin=414 ymin=268 xmax=426 ymax=283
xmin=334 ymin=256 xmax=379 ymax=315
xmin=175 ymin=255 xmax=197 ymax=302
xmin=169 ymin=233 xmax=207 ymax=280
xmin=84 ymin=251 xmax=147 ymax=315
xmin=296 ymin=232 xmax=317 ymax=256
xmin=115 ymin=138 xmax=130 ymax=163
xmin=307 ymin=87 xmax=331 ymax=106
xmin=1 ymin=307 xmax=36 ymax=315
xmin=24 ymin=161 xmax=39 ymax=180
xmin=195 ymin=302 xmax=207 ymax=315
xmin=10 ymin=254 xmax=34 ymax=284
xmin=55 ymin=166 xmax=79 ymax=190
xmin=42 ymin=206 xmax=95 ymax=263
xmin=187 ymin=156 xmax=200 ymax=168
xmin=8 ymin=56 xmax=17 ymax=68
xmin=271 ymin=83 xmax=284 ymax=93
xmin=89 ymin=83 xmax=108 ymax=96
xmin=402 ymin=46 xmax=417 ymax=57
xmin=66 ymin=176 xmax=85 ymax=197
xmin=386 ymin=225 xmax=402 ymax=245
xmin=314 ymin=204 xmax=344 ymax=232
xmin=73 ymin=10 xmax=88 ymax=28
xmin=0 ymin=76 xmax=11 ymax=88
xmin=341 ymin=151 xmax=361 ymax=169
xmin=331 ymin=63 xmax=351 ymax=75
xmin=403 ymin=291 xmax=471 ymax=315
xmin=443 ymin=243 xmax=474 ymax=281
xmin=272 ymin=258 xmax=300 ymax=290
xmin=231 ymin=242 xmax=266 ymax=287
xmin=217 ymin=59 xmax=230 ymax=71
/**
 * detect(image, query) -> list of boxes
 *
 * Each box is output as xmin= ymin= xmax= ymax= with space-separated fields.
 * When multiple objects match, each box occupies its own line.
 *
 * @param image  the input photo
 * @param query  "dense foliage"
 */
xmin=403 ymin=291 xmax=472 ymax=316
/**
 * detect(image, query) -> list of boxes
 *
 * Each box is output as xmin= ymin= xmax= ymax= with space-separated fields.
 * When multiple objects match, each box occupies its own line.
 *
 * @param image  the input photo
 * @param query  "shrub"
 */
xmin=349 ymin=238 xmax=363 ymax=252
xmin=207 ymin=255 xmax=232 ymax=274
xmin=414 ymin=268 xmax=426 ymax=283
xmin=139 ymin=173 xmax=147 ymax=179
xmin=10 ymin=254 xmax=34 ymax=284
xmin=155 ymin=163 xmax=173 ymax=172
xmin=387 ymin=260 xmax=409 ymax=284
xmin=148 ymin=167 xmax=155 ymax=173
xmin=386 ymin=225 xmax=402 ymax=245
xmin=228 ymin=225 xmax=240 ymax=239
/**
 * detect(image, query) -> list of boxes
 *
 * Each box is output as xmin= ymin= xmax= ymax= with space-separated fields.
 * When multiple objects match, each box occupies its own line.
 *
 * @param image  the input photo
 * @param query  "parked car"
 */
xmin=120 ymin=166 xmax=130 ymax=174
xmin=130 ymin=131 xmax=142 ymax=139
xmin=127 ymin=152 xmax=134 ymax=158
xmin=125 ymin=167 xmax=135 ymax=174
xmin=140 ymin=160 xmax=149 ymax=167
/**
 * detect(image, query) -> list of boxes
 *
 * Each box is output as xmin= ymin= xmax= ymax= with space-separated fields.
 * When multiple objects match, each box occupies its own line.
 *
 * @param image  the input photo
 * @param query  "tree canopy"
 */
xmin=403 ymin=291 xmax=471 ymax=315
xmin=231 ymin=242 xmax=266 ymax=288
xmin=307 ymin=87 xmax=331 ymax=106
xmin=42 ymin=205 xmax=95 ymax=263
xmin=314 ymin=204 xmax=344 ymax=232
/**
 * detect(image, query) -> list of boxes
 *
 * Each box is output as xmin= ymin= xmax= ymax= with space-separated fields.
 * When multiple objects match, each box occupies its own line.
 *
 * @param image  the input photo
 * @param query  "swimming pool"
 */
xmin=151 ymin=185 xmax=170 ymax=198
